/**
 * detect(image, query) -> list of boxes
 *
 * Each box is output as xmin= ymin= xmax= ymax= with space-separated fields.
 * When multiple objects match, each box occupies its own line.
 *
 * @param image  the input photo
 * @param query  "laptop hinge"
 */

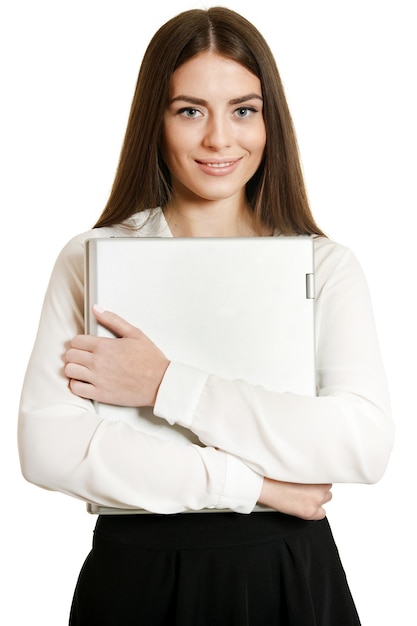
xmin=306 ymin=273 xmax=315 ymax=299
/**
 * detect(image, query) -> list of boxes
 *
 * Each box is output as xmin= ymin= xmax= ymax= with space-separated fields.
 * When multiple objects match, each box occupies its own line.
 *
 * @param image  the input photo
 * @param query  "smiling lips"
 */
xmin=196 ymin=158 xmax=241 ymax=175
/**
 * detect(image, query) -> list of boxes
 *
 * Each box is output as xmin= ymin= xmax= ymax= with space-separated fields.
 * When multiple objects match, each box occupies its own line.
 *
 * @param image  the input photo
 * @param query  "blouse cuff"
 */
xmin=217 ymin=453 xmax=263 ymax=513
xmin=154 ymin=361 xmax=209 ymax=428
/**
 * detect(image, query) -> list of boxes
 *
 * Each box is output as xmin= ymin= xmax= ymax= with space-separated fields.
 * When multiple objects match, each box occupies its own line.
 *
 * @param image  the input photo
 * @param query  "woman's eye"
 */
xmin=179 ymin=108 xmax=202 ymax=119
xmin=234 ymin=107 xmax=256 ymax=118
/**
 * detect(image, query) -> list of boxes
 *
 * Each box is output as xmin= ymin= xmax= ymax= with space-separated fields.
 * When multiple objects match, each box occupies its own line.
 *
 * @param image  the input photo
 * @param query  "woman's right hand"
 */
xmin=258 ymin=478 xmax=333 ymax=520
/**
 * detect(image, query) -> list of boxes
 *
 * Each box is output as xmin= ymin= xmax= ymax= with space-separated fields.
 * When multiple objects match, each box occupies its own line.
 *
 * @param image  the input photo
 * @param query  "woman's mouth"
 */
xmin=195 ymin=158 xmax=241 ymax=176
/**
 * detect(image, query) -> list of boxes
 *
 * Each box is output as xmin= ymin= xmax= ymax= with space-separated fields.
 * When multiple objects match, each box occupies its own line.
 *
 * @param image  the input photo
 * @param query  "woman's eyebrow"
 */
xmin=229 ymin=93 xmax=263 ymax=105
xmin=168 ymin=93 xmax=263 ymax=106
xmin=169 ymin=95 xmax=207 ymax=106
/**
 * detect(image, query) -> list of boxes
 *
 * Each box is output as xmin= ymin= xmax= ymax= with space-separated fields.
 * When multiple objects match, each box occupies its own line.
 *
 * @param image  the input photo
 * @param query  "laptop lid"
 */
xmin=85 ymin=235 xmax=316 ymax=393
xmin=85 ymin=233 xmax=316 ymax=396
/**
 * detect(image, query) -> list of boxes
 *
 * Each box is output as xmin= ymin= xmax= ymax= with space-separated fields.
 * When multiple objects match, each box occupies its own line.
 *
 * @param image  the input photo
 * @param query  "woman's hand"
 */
xmin=64 ymin=305 xmax=170 ymax=407
xmin=258 ymin=478 xmax=333 ymax=520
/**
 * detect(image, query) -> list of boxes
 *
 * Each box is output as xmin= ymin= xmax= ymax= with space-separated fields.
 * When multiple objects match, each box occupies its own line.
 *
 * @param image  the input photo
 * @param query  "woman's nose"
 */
xmin=202 ymin=115 xmax=232 ymax=150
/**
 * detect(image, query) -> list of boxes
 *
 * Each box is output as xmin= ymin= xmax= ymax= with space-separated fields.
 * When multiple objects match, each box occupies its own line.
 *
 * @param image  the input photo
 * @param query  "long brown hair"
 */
xmin=94 ymin=7 xmax=324 ymax=236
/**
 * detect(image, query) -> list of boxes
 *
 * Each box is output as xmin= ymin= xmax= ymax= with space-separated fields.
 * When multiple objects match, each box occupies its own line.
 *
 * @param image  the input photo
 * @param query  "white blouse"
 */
xmin=18 ymin=208 xmax=394 ymax=514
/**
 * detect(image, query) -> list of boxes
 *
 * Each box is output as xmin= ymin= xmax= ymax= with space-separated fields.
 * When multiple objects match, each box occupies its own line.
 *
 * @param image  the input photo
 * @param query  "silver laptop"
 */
xmin=84 ymin=236 xmax=316 ymax=514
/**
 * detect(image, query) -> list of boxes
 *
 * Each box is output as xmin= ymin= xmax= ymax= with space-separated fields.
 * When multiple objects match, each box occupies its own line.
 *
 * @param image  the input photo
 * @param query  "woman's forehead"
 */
xmin=169 ymin=52 xmax=262 ymax=100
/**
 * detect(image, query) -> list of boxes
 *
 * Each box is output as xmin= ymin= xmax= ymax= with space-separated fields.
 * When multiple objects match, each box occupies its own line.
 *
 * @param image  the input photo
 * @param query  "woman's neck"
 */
xmin=162 ymin=200 xmax=271 ymax=238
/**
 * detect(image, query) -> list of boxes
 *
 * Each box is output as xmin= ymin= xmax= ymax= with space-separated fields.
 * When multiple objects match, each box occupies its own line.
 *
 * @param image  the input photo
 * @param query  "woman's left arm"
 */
xmin=154 ymin=239 xmax=395 ymax=484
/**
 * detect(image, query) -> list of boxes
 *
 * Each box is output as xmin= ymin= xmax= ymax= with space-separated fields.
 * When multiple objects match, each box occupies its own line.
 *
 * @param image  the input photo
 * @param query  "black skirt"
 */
xmin=69 ymin=511 xmax=360 ymax=625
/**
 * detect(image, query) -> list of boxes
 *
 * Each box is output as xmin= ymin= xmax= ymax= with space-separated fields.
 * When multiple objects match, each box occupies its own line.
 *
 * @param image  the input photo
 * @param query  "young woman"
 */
xmin=18 ymin=7 xmax=394 ymax=625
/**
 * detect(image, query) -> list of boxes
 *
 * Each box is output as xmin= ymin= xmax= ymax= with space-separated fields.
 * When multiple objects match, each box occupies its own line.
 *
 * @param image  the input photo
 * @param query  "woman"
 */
xmin=18 ymin=7 xmax=394 ymax=625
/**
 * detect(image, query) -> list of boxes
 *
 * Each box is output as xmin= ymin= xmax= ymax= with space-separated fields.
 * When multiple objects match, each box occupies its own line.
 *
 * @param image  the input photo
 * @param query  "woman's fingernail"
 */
xmin=93 ymin=304 xmax=106 ymax=313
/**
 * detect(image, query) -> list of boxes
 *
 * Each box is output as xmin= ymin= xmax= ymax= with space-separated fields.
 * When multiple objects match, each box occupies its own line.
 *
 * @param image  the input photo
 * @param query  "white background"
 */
xmin=1 ymin=1 xmax=416 ymax=624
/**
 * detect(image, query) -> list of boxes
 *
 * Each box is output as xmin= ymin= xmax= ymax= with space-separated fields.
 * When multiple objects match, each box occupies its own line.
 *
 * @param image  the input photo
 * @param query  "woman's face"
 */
xmin=161 ymin=51 xmax=266 ymax=208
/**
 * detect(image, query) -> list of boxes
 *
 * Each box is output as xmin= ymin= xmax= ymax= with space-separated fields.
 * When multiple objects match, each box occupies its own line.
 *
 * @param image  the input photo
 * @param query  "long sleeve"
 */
xmin=154 ymin=237 xmax=394 ymax=484
xmin=18 ymin=225 xmax=263 ymax=514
